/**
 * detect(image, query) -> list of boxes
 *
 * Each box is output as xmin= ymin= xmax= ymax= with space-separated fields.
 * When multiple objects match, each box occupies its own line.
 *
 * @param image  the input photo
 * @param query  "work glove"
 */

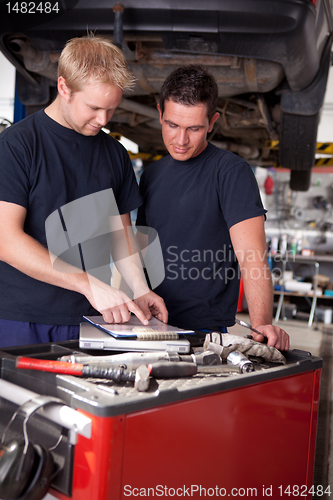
xmin=203 ymin=332 xmax=286 ymax=364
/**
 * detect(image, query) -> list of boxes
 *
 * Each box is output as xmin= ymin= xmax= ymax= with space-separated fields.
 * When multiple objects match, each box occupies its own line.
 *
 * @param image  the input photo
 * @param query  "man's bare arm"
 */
xmin=230 ymin=216 xmax=290 ymax=350
xmin=115 ymin=214 xmax=168 ymax=323
xmin=0 ymin=201 xmax=149 ymax=324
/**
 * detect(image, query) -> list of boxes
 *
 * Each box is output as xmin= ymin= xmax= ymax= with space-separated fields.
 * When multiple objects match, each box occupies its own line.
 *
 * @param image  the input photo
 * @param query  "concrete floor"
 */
xmin=231 ymin=312 xmax=332 ymax=498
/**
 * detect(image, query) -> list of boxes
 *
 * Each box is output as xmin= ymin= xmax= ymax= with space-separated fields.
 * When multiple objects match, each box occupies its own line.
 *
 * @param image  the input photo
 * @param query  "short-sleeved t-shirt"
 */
xmin=0 ymin=110 xmax=142 ymax=325
xmin=137 ymin=143 xmax=266 ymax=330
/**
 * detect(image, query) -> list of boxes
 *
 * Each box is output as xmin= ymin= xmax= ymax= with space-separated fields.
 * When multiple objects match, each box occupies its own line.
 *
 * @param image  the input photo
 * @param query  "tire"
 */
xmin=289 ymin=169 xmax=312 ymax=191
xmin=279 ymin=111 xmax=318 ymax=191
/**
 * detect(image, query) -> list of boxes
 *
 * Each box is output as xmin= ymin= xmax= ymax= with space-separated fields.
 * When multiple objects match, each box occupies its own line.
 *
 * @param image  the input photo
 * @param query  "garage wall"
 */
xmin=0 ymin=53 xmax=15 ymax=123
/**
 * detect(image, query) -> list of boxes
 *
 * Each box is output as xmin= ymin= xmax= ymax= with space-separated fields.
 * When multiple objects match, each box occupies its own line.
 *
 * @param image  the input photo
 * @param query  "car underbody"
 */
xmin=1 ymin=0 xmax=333 ymax=190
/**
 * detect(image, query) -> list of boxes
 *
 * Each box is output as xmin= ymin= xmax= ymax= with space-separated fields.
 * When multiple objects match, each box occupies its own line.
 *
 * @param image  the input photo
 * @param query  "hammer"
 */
xmin=16 ymin=357 xmax=199 ymax=393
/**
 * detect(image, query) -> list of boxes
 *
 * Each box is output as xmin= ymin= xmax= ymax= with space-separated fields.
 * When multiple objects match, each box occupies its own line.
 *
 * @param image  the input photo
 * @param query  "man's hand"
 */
xmin=84 ymin=274 xmax=149 ymax=325
xmin=135 ymin=290 xmax=168 ymax=324
xmin=250 ymin=324 xmax=290 ymax=351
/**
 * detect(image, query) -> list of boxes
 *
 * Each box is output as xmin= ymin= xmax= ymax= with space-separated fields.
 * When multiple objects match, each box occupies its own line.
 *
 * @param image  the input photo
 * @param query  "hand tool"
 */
xmin=180 ymin=351 xmax=221 ymax=366
xmin=148 ymin=361 xmax=256 ymax=377
xmin=226 ymin=350 xmax=255 ymax=373
xmin=135 ymin=365 xmax=151 ymax=392
xmin=197 ymin=365 xmax=248 ymax=375
xmin=58 ymin=351 xmax=174 ymax=370
xmin=235 ymin=318 xmax=266 ymax=339
xmin=148 ymin=362 xmax=198 ymax=378
xmin=15 ymin=357 xmax=150 ymax=392
xmin=59 ymin=350 xmax=221 ymax=370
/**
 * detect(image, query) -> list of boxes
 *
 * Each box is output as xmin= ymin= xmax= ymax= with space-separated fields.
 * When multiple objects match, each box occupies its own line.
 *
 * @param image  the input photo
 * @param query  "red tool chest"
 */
xmin=0 ymin=342 xmax=322 ymax=500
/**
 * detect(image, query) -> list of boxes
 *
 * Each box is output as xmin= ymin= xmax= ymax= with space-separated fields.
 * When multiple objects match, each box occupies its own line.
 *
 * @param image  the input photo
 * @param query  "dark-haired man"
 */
xmin=137 ymin=65 xmax=289 ymax=350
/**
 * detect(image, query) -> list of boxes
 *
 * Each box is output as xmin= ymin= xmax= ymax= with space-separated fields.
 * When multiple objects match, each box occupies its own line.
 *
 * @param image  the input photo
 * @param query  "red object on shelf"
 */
xmin=237 ymin=274 xmax=244 ymax=312
xmin=264 ymin=174 xmax=274 ymax=195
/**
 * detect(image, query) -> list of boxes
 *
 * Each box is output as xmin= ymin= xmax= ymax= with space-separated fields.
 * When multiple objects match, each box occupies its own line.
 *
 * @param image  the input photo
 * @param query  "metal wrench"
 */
xmin=235 ymin=318 xmax=267 ymax=340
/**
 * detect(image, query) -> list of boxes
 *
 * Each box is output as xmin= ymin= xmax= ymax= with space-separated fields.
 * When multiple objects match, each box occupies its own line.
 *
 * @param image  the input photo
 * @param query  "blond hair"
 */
xmin=58 ymin=35 xmax=135 ymax=93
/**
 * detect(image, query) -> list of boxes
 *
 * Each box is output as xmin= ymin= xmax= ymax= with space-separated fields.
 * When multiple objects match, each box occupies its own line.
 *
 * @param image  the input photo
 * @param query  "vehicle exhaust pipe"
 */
xmin=9 ymin=38 xmax=40 ymax=61
xmin=210 ymin=140 xmax=260 ymax=160
xmin=113 ymin=3 xmax=136 ymax=61
xmin=8 ymin=38 xmax=58 ymax=81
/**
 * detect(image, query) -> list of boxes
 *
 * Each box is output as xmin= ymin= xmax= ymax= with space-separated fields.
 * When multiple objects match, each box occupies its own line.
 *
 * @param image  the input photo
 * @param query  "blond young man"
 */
xmin=0 ymin=35 xmax=167 ymax=347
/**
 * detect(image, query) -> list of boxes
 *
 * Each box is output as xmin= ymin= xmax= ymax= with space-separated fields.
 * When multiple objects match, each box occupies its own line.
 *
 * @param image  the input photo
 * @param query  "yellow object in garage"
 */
xmin=266 ymin=140 xmax=333 ymax=167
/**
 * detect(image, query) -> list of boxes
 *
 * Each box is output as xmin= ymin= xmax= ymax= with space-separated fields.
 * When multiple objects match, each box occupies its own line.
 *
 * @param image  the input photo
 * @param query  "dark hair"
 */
xmin=159 ymin=65 xmax=218 ymax=121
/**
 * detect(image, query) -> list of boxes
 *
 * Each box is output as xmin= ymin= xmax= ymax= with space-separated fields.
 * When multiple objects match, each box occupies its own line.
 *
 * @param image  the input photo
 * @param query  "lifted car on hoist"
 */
xmin=0 ymin=0 xmax=332 ymax=190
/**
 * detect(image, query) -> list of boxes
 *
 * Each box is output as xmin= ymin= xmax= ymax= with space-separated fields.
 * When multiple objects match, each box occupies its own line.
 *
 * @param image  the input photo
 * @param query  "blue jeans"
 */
xmin=197 ymin=327 xmax=228 ymax=334
xmin=0 ymin=319 xmax=80 ymax=348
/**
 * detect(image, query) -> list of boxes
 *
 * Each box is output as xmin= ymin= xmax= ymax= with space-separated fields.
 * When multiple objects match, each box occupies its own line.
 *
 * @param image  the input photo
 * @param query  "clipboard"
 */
xmin=83 ymin=315 xmax=195 ymax=340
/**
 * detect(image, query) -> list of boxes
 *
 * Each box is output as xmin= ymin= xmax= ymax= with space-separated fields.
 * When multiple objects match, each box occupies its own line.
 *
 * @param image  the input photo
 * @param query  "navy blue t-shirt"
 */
xmin=0 ymin=110 xmax=142 ymax=325
xmin=137 ymin=143 xmax=266 ymax=330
